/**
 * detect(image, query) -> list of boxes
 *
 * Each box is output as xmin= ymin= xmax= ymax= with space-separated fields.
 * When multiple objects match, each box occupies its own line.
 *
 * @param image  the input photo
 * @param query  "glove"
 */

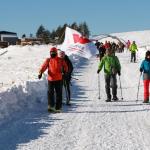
xmin=118 ymin=71 xmax=121 ymax=76
xmin=97 ymin=69 xmax=100 ymax=74
xmin=140 ymin=68 xmax=143 ymax=73
xmin=64 ymin=72 xmax=71 ymax=80
xmin=38 ymin=73 xmax=42 ymax=79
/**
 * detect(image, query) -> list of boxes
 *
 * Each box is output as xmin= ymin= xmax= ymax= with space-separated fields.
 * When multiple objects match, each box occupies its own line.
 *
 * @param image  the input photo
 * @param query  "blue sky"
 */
xmin=0 ymin=0 xmax=150 ymax=37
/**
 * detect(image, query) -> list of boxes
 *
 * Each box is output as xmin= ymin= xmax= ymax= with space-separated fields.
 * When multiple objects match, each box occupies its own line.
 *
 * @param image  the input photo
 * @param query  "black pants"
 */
xmin=63 ymin=74 xmax=71 ymax=102
xmin=47 ymin=80 xmax=63 ymax=110
xmin=131 ymin=52 xmax=136 ymax=62
xmin=105 ymin=74 xmax=117 ymax=99
xmin=99 ymin=53 xmax=105 ymax=61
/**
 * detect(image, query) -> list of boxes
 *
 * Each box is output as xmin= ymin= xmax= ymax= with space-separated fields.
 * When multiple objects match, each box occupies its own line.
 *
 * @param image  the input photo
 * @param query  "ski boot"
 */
xmin=105 ymin=95 xmax=111 ymax=102
xmin=48 ymin=105 xmax=56 ymax=113
xmin=112 ymin=96 xmax=119 ymax=101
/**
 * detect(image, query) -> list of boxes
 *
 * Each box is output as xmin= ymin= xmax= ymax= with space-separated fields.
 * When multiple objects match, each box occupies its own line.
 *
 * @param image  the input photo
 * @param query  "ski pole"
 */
xmin=98 ymin=73 xmax=101 ymax=99
xmin=136 ymin=73 xmax=142 ymax=102
xmin=119 ymin=76 xmax=123 ymax=100
xmin=63 ymin=79 xmax=69 ymax=103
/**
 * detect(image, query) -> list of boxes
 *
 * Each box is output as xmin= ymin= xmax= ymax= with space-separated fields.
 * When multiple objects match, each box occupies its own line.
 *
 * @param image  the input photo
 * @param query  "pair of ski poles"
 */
xmin=97 ymin=74 xmax=123 ymax=100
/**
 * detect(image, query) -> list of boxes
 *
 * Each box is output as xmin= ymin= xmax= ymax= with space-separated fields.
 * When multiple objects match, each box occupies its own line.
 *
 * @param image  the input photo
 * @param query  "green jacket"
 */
xmin=130 ymin=43 xmax=138 ymax=52
xmin=98 ymin=55 xmax=121 ymax=75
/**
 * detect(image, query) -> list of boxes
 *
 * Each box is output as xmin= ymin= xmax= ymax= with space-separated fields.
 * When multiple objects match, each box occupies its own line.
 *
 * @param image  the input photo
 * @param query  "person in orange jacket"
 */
xmin=38 ymin=47 xmax=68 ymax=112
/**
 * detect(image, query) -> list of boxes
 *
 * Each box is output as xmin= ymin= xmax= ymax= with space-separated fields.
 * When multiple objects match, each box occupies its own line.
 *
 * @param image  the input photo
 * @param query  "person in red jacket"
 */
xmin=38 ymin=47 xmax=68 ymax=112
xmin=126 ymin=40 xmax=131 ymax=50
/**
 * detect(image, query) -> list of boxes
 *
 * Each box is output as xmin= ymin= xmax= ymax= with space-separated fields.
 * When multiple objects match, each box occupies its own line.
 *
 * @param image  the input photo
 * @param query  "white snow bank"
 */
xmin=0 ymin=44 xmax=91 ymax=125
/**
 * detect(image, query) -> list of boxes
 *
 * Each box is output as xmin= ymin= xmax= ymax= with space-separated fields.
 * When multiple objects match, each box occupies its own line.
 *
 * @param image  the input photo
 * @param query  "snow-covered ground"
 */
xmin=1 ymin=30 xmax=150 ymax=150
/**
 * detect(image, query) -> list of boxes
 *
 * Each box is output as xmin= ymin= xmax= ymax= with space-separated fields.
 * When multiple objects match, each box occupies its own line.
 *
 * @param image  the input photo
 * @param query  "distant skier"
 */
xmin=95 ymin=40 xmax=101 ymax=50
xmin=140 ymin=50 xmax=150 ymax=103
xmin=130 ymin=41 xmax=138 ymax=62
xmin=59 ymin=50 xmax=74 ymax=105
xmin=126 ymin=40 xmax=131 ymax=50
xmin=95 ymin=40 xmax=101 ymax=58
xmin=99 ymin=43 xmax=106 ymax=61
xmin=97 ymin=47 xmax=121 ymax=102
xmin=38 ymin=47 xmax=68 ymax=112
xmin=104 ymin=41 xmax=111 ymax=49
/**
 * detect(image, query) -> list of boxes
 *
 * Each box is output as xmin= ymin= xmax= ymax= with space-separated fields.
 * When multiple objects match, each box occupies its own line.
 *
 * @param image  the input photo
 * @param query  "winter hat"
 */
xmin=50 ymin=47 xmax=58 ymax=56
xmin=50 ymin=47 xmax=57 ymax=52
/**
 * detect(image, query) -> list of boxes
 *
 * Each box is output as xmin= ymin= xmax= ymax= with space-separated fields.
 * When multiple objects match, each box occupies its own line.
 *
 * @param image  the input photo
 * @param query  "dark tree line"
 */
xmin=36 ymin=22 xmax=90 ymax=44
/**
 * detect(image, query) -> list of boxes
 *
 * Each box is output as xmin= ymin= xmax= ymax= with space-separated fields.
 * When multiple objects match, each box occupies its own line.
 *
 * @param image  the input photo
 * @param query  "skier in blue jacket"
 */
xmin=140 ymin=50 xmax=150 ymax=103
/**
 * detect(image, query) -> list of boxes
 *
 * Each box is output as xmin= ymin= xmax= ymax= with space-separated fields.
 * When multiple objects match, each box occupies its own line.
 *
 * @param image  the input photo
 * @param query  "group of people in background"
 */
xmin=95 ymin=40 xmax=125 ymax=61
xmin=95 ymin=40 xmax=138 ymax=62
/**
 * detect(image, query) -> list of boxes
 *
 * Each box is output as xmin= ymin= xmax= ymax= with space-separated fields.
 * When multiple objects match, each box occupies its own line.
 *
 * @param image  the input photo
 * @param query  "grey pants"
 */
xmin=131 ymin=52 xmax=136 ymax=62
xmin=104 ymin=74 xmax=117 ymax=99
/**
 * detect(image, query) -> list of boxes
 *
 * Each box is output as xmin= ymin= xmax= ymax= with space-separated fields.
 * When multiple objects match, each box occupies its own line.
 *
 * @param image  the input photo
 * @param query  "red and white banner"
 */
xmin=61 ymin=27 xmax=97 ymax=59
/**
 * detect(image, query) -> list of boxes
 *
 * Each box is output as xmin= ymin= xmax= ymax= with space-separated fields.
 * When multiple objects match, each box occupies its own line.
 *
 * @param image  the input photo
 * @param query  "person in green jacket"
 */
xmin=97 ymin=47 xmax=121 ymax=102
xmin=130 ymin=41 xmax=138 ymax=62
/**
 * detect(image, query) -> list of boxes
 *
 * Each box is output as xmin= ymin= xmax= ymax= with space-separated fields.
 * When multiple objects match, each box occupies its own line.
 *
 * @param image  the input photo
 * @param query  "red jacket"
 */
xmin=104 ymin=42 xmax=111 ymax=49
xmin=39 ymin=57 xmax=68 ymax=81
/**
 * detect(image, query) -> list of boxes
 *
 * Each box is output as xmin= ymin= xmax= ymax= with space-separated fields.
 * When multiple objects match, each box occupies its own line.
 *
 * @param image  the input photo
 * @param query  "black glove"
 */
xmin=97 ymin=69 xmax=100 ymax=74
xmin=38 ymin=73 xmax=42 ymax=79
xmin=140 ymin=68 xmax=143 ymax=73
xmin=118 ymin=71 xmax=121 ymax=76
xmin=64 ymin=72 xmax=71 ymax=80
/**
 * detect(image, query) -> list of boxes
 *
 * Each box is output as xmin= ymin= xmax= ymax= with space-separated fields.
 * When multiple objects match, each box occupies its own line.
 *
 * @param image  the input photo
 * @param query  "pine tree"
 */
xmin=50 ymin=30 xmax=56 ymax=43
xmin=55 ymin=25 xmax=62 ymax=44
xmin=22 ymin=34 xmax=26 ymax=38
xmin=78 ymin=22 xmax=90 ymax=37
xmin=71 ymin=22 xmax=78 ymax=31
xmin=43 ymin=30 xmax=51 ymax=44
xmin=36 ymin=25 xmax=51 ymax=44
xmin=36 ymin=25 xmax=45 ymax=38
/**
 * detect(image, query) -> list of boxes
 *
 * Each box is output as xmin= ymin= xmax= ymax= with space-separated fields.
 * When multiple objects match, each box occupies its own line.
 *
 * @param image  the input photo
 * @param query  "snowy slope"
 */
xmin=112 ymin=30 xmax=150 ymax=47
xmin=1 ymin=30 xmax=150 ymax=150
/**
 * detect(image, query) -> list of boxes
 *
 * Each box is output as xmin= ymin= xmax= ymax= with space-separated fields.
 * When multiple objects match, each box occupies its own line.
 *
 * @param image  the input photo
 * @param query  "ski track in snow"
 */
xmin=1 ymin=52 xmax=150 ymax=150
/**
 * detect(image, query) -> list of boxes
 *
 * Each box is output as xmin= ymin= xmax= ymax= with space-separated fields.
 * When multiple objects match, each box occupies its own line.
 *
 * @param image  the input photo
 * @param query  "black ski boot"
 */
xmin=105 ymin=96 xmax=111 ymax=102
xmin=112 ymin=96 xmax=119 ymax=101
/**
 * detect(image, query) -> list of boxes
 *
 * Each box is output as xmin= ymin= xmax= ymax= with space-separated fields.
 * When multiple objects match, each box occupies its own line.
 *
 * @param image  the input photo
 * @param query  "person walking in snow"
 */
xmin=95 ymin=40 xmax=101 ymax=50
xmin=95 ymin=40 xmax=101 ymax=58
xmin=99 ymin=43 xmax=106 ymax=61
xmin=97 ymin=46 xmax=121 ymax=102
xmin=140 ymin=50 xmax=150 ymax=103
xmin=126 ymin=40 xmax=131 ymax=50
xmin=130 ymin=41 xmax=138 ymax=62
xmin=59 ymin=50 xmax=74 ymax=105
xmin=38 ymin=47 xmax=68 ymax=112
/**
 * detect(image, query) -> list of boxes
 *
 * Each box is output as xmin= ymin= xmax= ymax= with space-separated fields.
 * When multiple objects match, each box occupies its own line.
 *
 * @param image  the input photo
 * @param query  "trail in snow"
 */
xmin=1 ymin=52 xmax=150 ymax=150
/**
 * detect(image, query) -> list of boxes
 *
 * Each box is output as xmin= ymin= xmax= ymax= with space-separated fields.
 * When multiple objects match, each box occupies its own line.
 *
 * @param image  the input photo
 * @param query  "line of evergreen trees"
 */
xmin=36 ymin=22 xmax=90 ymax=44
